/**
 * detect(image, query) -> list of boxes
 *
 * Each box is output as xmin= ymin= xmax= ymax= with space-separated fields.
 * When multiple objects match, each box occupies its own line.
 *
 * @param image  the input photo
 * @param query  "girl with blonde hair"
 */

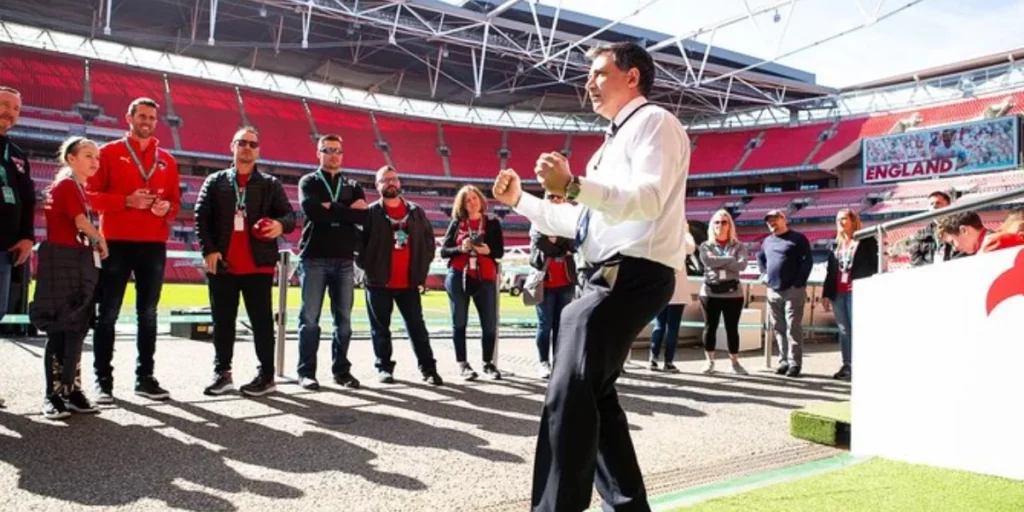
xmin=697 ymin=209 xmax=748 ymax=374
xmin=821 ymin=208 xmax=877 ymax=380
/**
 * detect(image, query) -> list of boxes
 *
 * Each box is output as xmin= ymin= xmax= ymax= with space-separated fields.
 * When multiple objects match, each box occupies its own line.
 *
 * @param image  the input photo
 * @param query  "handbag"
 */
xmin=522 ymin=260 xmax=549 ymax=306
xmin=707 ymin=278 xmax=740 ymax=294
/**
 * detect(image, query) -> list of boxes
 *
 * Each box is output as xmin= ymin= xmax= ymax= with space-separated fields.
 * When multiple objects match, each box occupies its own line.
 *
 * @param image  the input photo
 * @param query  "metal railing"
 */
xmin=854 ymin=186 xmax=1024 ymax=273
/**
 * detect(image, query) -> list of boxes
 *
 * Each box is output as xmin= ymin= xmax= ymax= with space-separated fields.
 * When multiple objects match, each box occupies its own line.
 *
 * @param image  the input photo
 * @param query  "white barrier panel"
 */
xmin=852 ymin=247 xmax=1024 ymax=480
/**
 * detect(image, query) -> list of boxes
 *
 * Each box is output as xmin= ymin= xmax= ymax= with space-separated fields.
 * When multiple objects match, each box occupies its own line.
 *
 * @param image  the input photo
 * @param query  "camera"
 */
xmin=469 ymin=234 xmax=484 ymax=246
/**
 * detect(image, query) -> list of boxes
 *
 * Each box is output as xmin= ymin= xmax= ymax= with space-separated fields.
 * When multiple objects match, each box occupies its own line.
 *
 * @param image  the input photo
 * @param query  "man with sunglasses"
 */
xmin=195 ymin=126 xmax=295 ymax=396
xmin=295 ymin=134 xmax=369 ymax=390
xmin=357 ymin=166 xmax=442 ymax=385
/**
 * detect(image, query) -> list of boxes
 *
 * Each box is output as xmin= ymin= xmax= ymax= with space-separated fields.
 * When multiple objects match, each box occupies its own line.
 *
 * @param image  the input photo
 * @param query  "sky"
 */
xmin=441 ymin=0 xmax=1024 ymax=88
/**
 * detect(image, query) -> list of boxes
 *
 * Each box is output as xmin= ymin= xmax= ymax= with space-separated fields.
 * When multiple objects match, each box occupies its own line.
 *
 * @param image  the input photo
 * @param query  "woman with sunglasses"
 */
xmin=697 ymin=209 xmax=748 ymax=375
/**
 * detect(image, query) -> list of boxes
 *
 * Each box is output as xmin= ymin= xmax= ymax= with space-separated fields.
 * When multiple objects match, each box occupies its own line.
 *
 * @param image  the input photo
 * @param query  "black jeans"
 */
xmin=207 ymin=272 xmax=276 ymax=377
xmin=699 ymin=296 xmax=744 ymax=354
xmin=532 ymin=257 xmax=674 ymax=512
xmin=45 ymin=330 xmax=88 ymax=395
xmin=93 ymin=241 xmax=166 ymax=381
xmin=365 ymin=286 xmax=437 ymax=374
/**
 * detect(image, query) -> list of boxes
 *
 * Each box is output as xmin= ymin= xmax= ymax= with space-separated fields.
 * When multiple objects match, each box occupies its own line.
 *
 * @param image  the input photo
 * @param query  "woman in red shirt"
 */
xmin=821 ymin=209 xmax=877 ymax=381
xmin=440 ymin=185 xmax=505 ymax=381
xmin=31 ymin=136 xmax=109 ymax=420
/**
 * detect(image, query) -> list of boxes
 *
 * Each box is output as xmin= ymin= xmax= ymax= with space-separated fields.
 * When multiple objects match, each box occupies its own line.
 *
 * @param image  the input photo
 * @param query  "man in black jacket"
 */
xmin=0 ymin=86 xmax=33 ymax=409
xmin=195 ymin=126 xmax=295 ymax=397
xmin=357 ymin=166 xmax=442 ymax=385
xmin=295 ymin=134 xmax=368 ymax=390
xmin=909 ymin=191 xmax=959 ymax=266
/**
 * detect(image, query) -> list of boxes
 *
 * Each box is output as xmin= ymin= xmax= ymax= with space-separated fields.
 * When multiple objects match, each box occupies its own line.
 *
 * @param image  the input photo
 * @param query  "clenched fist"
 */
xmin=492 ymin=169 xmax=523 ymax=207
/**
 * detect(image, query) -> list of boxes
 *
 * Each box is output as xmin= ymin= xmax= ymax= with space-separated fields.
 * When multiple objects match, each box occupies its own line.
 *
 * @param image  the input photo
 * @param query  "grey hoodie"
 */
xmin=698 ymin=239 xmax=748 ymax=298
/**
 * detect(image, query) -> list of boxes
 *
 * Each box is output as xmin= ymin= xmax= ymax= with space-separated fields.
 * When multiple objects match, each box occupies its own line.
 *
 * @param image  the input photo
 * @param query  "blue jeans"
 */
xmin=650 ymin=304 xmax=684 ymax=363
xmin=444 ymin=270 xmax=497 ymax=364
xmin=0 ymin=252 xmax=11 ymax=322
xmin=297 ymin=259 xmax=355 ymax=378
xmin=365 ymin=286 xmax=436 ymax=374
xmin=535 ymin=285 xmax=574 ymax=364
xmin=833 ymin=292 xmax=853 ymax=367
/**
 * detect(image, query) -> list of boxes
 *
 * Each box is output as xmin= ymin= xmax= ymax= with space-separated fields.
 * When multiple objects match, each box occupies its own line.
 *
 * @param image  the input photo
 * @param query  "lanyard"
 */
xmin=0 ymin=143 xmax=9 ymax=186
xmin=837 ymin=239 xmax=857 ymax=269
xmin=592 ymin=102 xmax=655 ymax=170
xmin=124 ymin=138 xmax=159 ymax=186
xmin=231 ymin=170 xmax=247 ymax=211
xmin=317 ymin=169 xmax=343 ymax=203
xmin=385 ymin=200 xmax=410 ymax=226
xmin=464 ymin=217 xmax=484 ymax=239
xmin=72 ymin=176 xmax=94 ymax=225
xmin=712 ymin=240 xmax=731 ymax=257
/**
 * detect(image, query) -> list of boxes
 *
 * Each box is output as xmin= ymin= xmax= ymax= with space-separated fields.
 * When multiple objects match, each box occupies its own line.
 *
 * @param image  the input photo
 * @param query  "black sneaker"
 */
xmin=775 ymin=362 xmax=791 ymax=375
xmin=239 ymin=374 xmax=277 ymax=397
xmin=0 ymin=392 xmax=6 ymax=408
xmin=459 ymin=363 xmax=479 ymax=381
xmin=663 ymin=362 xmax=680 ymax=373
xmin=135 ymin=377 xmax=171 ymax=401
xmin=95 ymin=378 xmax=114 ymax=405
xmin=298 ymin=377 xmax=320 ymax=390
xmin=42 ymin=394 xmax=71 ymax=420
xmin=786 ymin=365 xmax=802 ymax=378
xmin=833 ymin=366 xmax=851 ymax=380
xmin=378 ymin=370 xmax=396 ymax=384
xmin=203 ymin=372 xmax=234 ymax=396
xmin=333 ymin=373 xmax=361 ymax=389
xmin=649 ymin=359 xmax=660 ymax=371
xmin=64 ymin=390 xmax=99 ymax=414
xmin=422 ymin=371 xmax=444 ymax=386
xmin=482 ymin=363 xmax=502 ymax=381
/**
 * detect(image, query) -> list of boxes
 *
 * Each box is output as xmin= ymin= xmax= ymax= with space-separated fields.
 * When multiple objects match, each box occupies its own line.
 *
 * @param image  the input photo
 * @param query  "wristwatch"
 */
xmin=565 ymin=176 xmax=582 ymax=201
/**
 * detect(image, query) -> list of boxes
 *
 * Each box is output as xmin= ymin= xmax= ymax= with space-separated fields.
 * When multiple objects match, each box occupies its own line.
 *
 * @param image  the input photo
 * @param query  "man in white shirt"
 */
xmin=494 ymin=41 xmax=690 ymax=512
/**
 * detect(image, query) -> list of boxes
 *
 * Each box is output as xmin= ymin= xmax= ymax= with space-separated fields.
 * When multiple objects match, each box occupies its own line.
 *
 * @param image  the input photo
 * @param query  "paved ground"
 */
xmin=0 ymin=331 xmax=849 ymax=512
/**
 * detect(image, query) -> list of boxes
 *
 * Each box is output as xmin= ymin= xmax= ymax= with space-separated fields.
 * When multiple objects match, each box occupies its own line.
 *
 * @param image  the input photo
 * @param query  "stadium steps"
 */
xmin=803 ymin=121 xmax=838 ymax=165
xmin=369 ymin=112 xmax=396 ymax=171
xmin=732 ymin=131 xmax=764 ymax=171
xmin=300 ymin=98 xmax=319 ymax=138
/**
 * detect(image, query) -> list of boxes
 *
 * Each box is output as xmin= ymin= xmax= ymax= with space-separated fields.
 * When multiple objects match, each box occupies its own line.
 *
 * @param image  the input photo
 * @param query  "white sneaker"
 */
xmin=538 ymin=362 xmax=552 ymax=380
xmin=731 ymin=360 xmax=748 ymax=375
xmin=701 ymin=360 xmax=715 ymax=374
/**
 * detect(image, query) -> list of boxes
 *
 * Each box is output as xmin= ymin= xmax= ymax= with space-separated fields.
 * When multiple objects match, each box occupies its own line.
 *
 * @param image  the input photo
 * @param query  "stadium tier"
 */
xmin=376 ymin=114 xmax=444 ymax=176
xmin=169 ymin=76 xmax=244 ymax=155
xmin=443 ymin=122 xmax=503 ymax=178
xmin=239 ymin=90 xmax=314 ymax=163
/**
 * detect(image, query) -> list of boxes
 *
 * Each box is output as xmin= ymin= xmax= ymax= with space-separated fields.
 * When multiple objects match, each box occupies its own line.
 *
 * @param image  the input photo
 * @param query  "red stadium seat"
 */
xmin=170 ymin=77 xmax=243 ymax=155
xmin=0 ymin=45 xmax=84 ymax=111
xmin=306 ymin=102 xmax=384 ymax=172
xmin=240 ymin=90 xmax=315 ymax=163
xmin=376 ymin=115 xmax=443 ymax=176
xmin=444 ymin=123 xmax=502 ymax=178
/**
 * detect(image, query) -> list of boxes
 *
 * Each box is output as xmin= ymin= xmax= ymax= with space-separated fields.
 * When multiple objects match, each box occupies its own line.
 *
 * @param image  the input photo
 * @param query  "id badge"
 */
xmin=1 ymin=186 xmax=14 ymax=204
xmin=840 ymin=271 xmax=850 ymax=284
xmin=234 ymin=211 xmax=245 ymax=232
xmin=469 ymin=256 xmax=478 ymax=271
xmin=93 ymin=250 xmax=102 ymax=269
xmin=719 ymin=270 xmax=728 ymax=280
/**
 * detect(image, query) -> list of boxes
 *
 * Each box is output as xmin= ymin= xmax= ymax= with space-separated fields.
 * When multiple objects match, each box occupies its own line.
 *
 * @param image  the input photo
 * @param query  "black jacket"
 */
xmin=357 ymin=199 xmax=435 ymax=288
xmin=529 ymin=229 xmax=576 ymax=283
xmin=823 ymin=236 xmax=879 ymax=300
xmin=0 ymin=135 xmax=35 ymax=250
xmin=908 ymin=222 xmax=959 ymax=266
xmin=298 ymin=169 xmax=368 ymax=260
xmin=195 ymin=166 xmax=296 ymax=268
xmin=440 ymin=215 xmax=505 ymax=264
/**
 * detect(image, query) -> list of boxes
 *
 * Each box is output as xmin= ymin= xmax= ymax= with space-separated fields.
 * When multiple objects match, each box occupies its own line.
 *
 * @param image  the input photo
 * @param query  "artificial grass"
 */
xmin=672 ymin=458 xmax=1024 ymax=512
xmin=790 ymin=400 xmax=850 ymax=447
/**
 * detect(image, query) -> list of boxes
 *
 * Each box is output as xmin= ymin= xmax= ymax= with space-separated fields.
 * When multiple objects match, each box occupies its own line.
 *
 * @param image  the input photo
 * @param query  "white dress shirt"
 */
xmin=514 ymin=96 xmax=691 ymax=270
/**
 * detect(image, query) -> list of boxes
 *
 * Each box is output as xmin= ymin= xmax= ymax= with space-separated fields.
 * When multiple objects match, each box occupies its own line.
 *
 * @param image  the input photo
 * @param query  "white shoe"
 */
xmin=731 ymin=360 xmax=748 ymax=375
xmin=538 ymin=362 xmax=552 ymax=380
xmin=701 ymin=360 xmax=715 ymax=374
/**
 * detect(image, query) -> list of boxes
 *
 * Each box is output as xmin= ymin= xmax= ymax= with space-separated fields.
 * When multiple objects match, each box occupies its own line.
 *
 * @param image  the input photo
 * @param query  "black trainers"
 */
xmin=95 ymin=378 xmax=114 ymax=404
xmin=298 ymin=377 xmax=320 ymax=390
xmin=422 ymin=371 xmax=444 ymax=386
xmin=203 ymin=372 xmax=234 ymax=396
xmin=378 ymin=370 xmax=396 ymax=384
xmin=649 ymin=359 xmax=660 ymax=371
xmin=239 ymin=374 xmax=277 ymax=397
xmin=775 ymin=362 xmax=791 ymax=375
xmin=459 ymin=362 xmax=478 ymax=381
xmin=333 ymin=373 xmax=361 ymax=389
xmin=64 ymin=390 xmax=99 ymax=414
xmin=833 ymin=366 xmax=851 ymax=380
xmin=0 ymin=391 xmax=6 ymax=408
xmin=663 ymin=362 xmax=680 ymax=373
xmin=42 ymin=394 xmax=71 ymax=420
xmin=482 ymin=363 xmax=502 ymax=381
xmin=786 ymin=365 xmax=802 ymax=378
xmin=135 ymin=377 xmax=171 ymax=401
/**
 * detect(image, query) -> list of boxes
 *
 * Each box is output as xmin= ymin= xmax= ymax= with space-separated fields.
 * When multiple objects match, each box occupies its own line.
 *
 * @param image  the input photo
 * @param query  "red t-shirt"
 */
xmin=44 ymin=177 xmax=90 ymax=247
xmin=449 ymin=217 xmax=497 ymax=282
xmin=545 ymin=257 xmax=573 ymax=289
xmin=225 ymin=173 xmax=274 ymax=275
xmin=385 ymin=201 xmax=412 ymax=289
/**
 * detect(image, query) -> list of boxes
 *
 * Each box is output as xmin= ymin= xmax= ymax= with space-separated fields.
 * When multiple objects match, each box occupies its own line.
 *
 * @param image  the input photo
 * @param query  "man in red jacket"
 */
xmin=87 ymin=97 xmax=180 ymax=403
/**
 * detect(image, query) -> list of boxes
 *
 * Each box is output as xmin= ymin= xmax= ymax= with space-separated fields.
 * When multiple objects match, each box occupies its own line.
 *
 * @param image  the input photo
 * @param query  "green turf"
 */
xmin=672 ymin=458 xmax=1024 ymax=512
xmin=790 ymin=401 xmax=850 ymax=447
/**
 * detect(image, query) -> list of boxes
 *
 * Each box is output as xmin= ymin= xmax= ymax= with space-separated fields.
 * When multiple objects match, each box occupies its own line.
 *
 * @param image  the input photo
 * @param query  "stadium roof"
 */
xmin=0 ymin=0 xmax=851 ymax=124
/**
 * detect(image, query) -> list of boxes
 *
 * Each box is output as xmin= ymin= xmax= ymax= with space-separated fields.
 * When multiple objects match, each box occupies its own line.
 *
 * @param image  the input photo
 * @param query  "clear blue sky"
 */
xmin=441 ymin=0 xmax=1024 ymax=88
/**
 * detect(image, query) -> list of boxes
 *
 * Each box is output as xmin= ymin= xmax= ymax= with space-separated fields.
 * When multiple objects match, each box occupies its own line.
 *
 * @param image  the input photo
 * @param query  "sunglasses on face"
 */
xmin=234 ymin=139 xmax=259 ymax=149
xmin=711 ymin=220 xmax=729 ymax=225
xmin=319 ymin=147 xmax=343 ymax=155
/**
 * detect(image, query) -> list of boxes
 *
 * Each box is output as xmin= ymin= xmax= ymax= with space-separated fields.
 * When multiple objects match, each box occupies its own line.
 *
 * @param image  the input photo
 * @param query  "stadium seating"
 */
xmin=240 ymin=90 xmax=315 ymax=163
xmin=0 ymin=45 xmax=84 ymax=111
xmin=88 ymin=61 xmax=174 ymax=143
xmin=376 ymin=115 xmax=443 ymax=176
xmin=169 ymin=77 xmax=243 ymax=155
xmin=444 ymin=123 xmax=502 ymax=178
xmin=505 ymin=131 xmax=567 ymax=178
xmin=567 ymin=134 xmax=604 ymax=175
xmin=741 ymin=124 xmax=827 ymax=170
xmin=306 ymin=101 xmax=384 ymax=172
xmin=689 ymin=129 xmax=756 ymax=174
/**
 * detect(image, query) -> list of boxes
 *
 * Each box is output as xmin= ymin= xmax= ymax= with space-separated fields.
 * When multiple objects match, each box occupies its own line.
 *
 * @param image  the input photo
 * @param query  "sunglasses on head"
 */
xmin=234 ymin=139 xmax=259 ymax=149
xmin=319 ymin=147 xmax=343 ymax=155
